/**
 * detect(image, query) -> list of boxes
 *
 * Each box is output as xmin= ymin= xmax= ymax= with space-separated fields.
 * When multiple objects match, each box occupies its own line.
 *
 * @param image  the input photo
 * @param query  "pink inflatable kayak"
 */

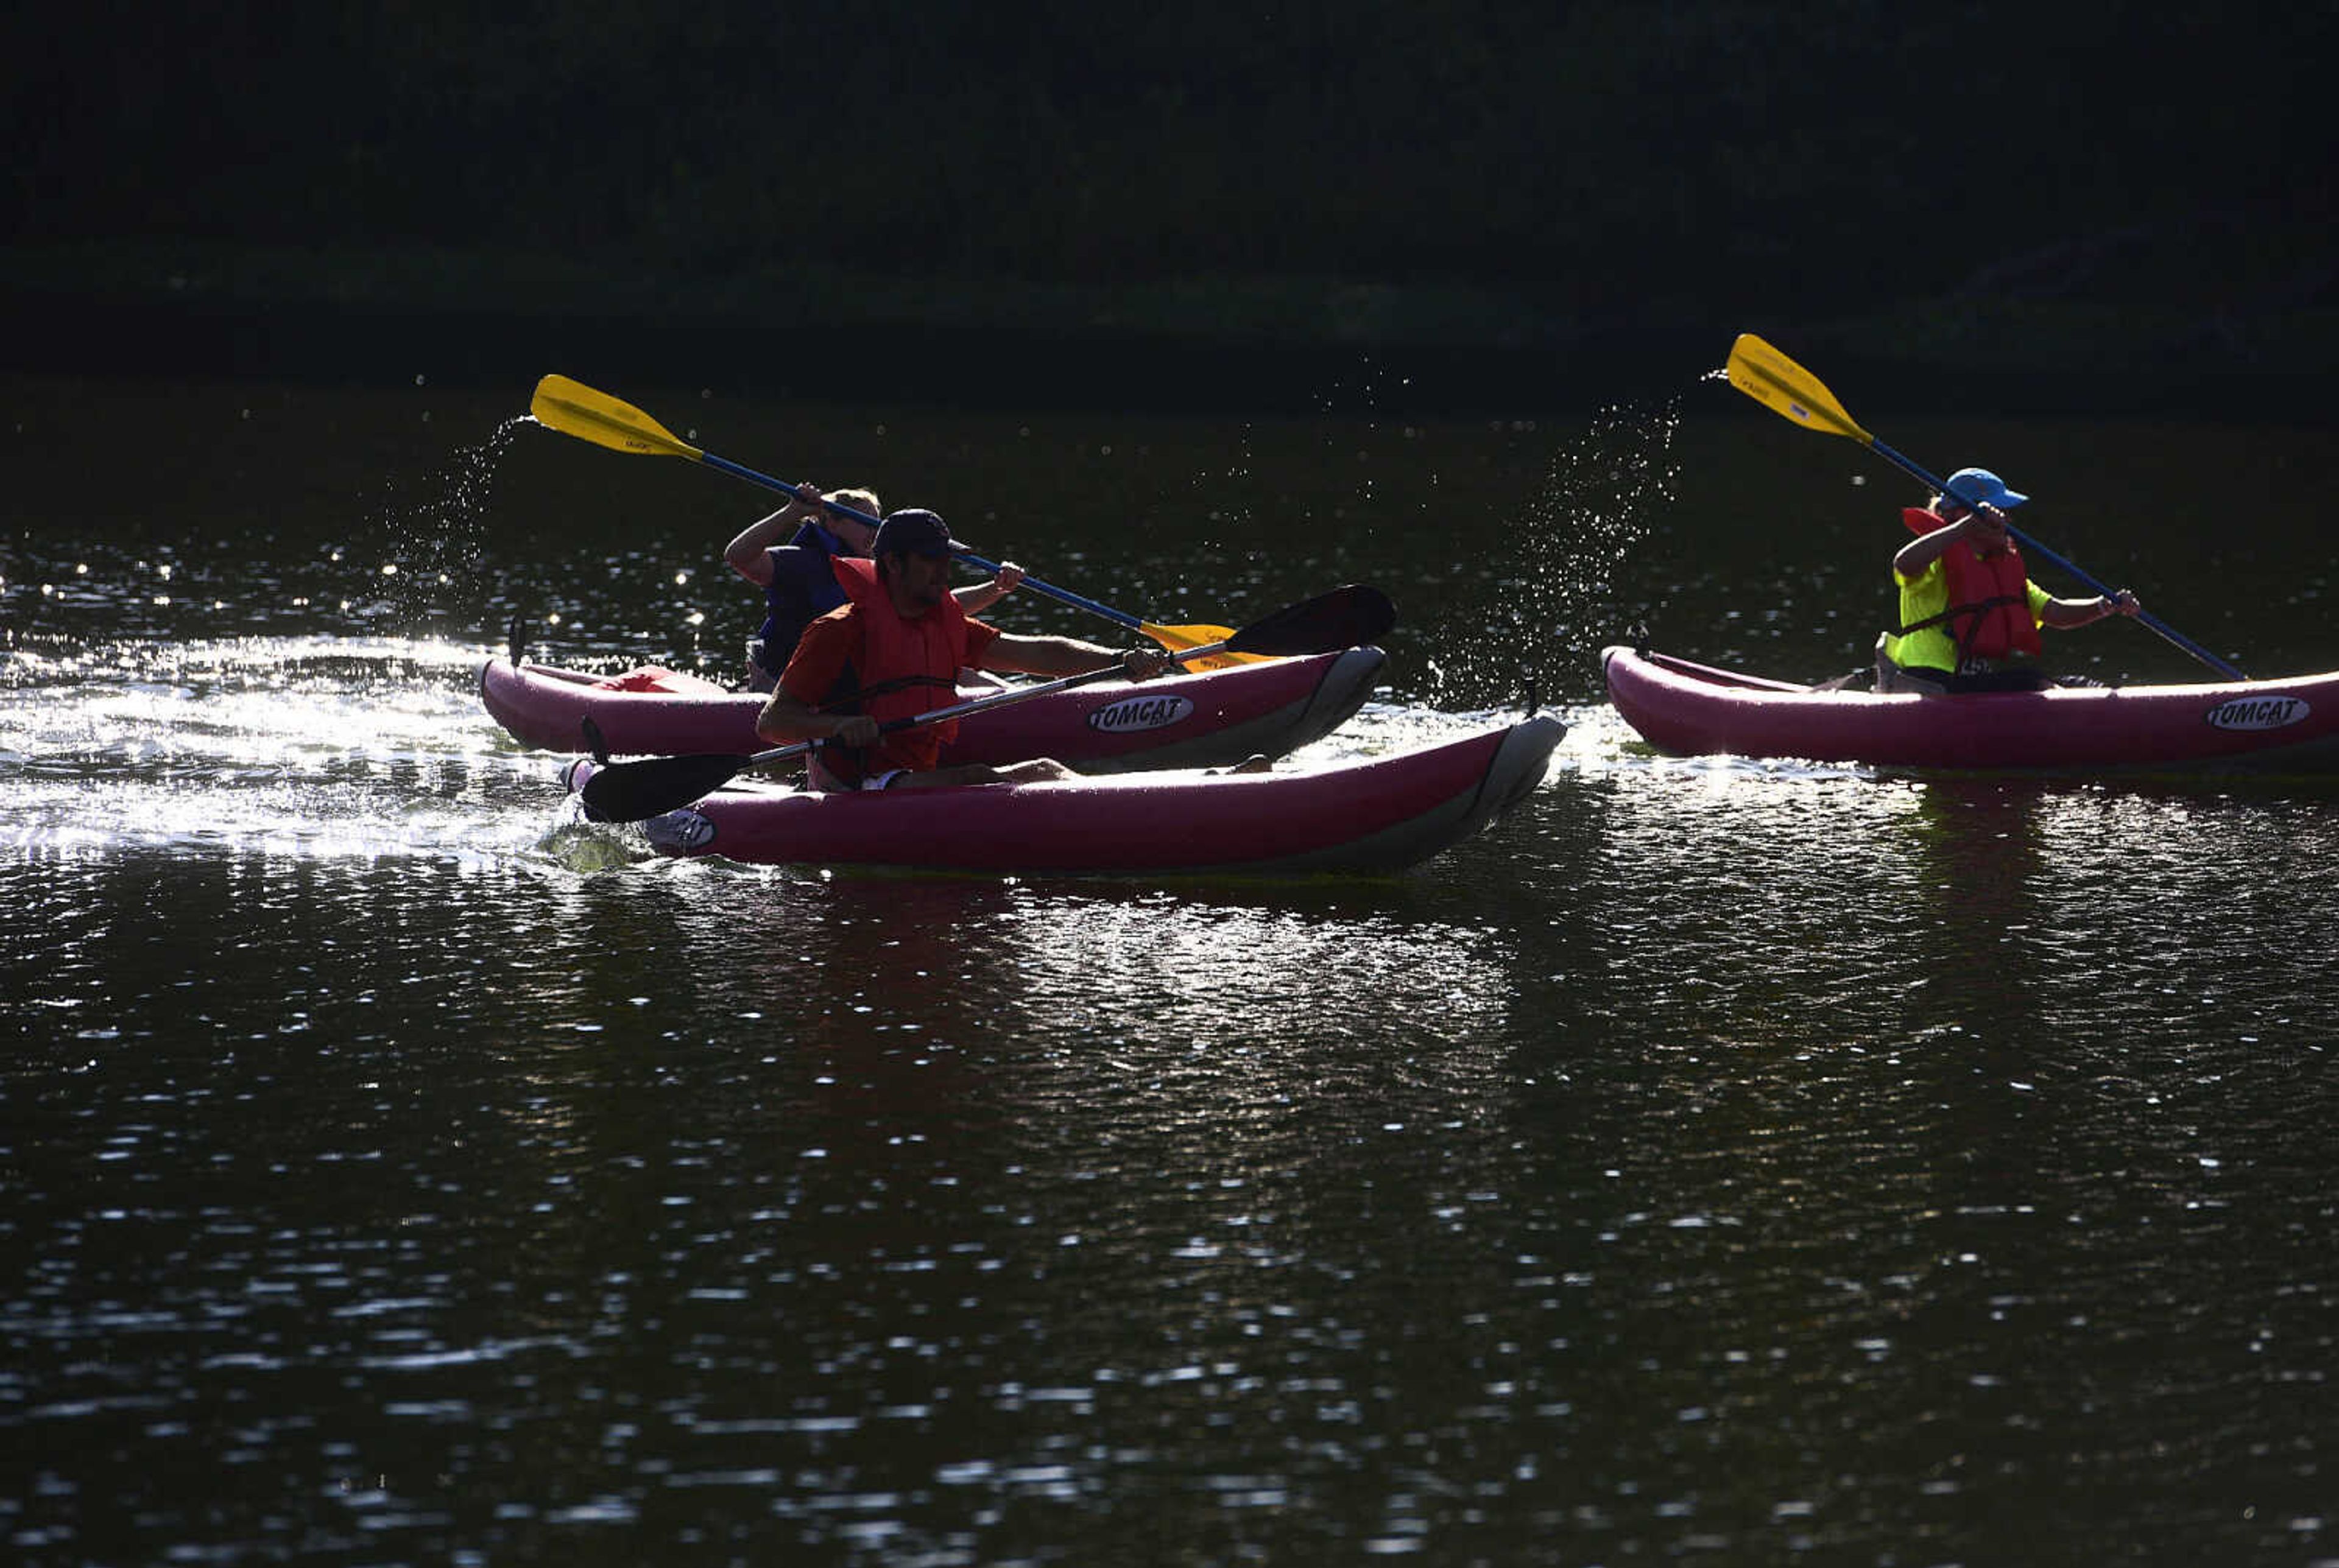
xmin=1603 ymin=645 xmax=2339 ymax=772
xmin=559 ymin=716 xmax=1564 ymax=875
xmin=482 ymin=648 xmax=1383 ymax=773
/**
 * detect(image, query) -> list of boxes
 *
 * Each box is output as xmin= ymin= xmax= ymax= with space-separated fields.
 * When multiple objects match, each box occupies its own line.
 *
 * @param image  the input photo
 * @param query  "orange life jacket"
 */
xmin=1899 ymin=507 xmax=2041 ymax=661
xmin=825 ymin=555 xmax=972 ymax=759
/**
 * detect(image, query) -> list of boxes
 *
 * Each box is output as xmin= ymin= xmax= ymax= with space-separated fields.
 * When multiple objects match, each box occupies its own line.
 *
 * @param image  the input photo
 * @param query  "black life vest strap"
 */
xmin=798 ymin=667 xmax=961 ymax=789
xmin=810 ymin=672 xmax=957 ymax=714
xmin=1894 ymin=591 xmax=2028 ymax=639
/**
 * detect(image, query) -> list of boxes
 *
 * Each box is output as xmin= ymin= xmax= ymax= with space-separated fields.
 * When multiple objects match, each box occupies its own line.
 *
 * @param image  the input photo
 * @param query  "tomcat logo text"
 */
xmin=2204 ymin=695 xmax=2309 ymax=732
xmin=1085 ymin=694 xmax=1196 ymax=733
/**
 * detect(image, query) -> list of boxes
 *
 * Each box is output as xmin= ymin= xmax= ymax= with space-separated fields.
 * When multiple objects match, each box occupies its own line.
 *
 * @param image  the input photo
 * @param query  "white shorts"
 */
xmin=810 ymin=756 xmax=908 ymax=793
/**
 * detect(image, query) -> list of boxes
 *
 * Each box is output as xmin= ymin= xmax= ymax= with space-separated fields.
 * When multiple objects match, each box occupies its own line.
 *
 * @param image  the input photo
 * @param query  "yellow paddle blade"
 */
xmin=529 ymin=374 xmax=705 ymax=461
xmin=1724 ymin=334 xmax=1875 ymax=446
xmin=1143 ymin=619 xmax=1274 ymax=670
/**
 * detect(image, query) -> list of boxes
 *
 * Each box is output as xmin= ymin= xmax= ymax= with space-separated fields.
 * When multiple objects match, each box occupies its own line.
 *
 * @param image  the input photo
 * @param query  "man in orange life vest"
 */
xmin=1874 ymin=468 xmax=2142 ymax=695
xmin=755 ymin=507 xmax=1171 ymax=790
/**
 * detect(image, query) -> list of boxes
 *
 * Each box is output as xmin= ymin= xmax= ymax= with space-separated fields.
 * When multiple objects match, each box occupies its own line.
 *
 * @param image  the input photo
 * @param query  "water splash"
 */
xmin=1425 ymin=399 xmax=1680 ymax=710
xmin=1523 ymin=398 xmax=1678 ymax=657
xmin=365 ymin=417 xmax=526 ymax=636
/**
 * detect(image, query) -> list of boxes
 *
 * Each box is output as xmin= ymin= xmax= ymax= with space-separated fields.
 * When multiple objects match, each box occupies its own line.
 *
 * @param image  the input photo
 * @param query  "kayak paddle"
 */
xmin=529 ymin=374 xmax=1268 ymax=670
xmin=576 ymin=583 xmax=1397 ymax=823
xmin=1722 ymin=333 xmax=2246 ymax=681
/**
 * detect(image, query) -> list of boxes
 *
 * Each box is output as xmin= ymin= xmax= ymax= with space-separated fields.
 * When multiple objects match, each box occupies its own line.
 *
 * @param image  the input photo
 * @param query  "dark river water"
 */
xmin=5 ymin=371 xmax=2337 ymax=1565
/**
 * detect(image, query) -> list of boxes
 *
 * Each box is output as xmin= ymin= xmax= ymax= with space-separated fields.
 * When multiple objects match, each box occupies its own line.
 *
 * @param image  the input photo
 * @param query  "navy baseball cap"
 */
xmin=870 ymin=508 xmax=963 ymax=558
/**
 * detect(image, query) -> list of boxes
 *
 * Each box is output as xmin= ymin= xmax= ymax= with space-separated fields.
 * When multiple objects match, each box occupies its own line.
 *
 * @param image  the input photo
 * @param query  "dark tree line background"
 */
xmin=5 ymin=1 xmax=2332 ymax=413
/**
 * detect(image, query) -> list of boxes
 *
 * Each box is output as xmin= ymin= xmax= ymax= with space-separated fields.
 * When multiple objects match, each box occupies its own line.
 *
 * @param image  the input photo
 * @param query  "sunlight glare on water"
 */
xmin=2 ymin=633 xmax=554 ymax=862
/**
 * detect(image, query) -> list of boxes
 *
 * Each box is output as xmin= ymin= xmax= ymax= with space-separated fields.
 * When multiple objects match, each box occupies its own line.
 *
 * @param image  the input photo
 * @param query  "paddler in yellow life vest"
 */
xmin=1874 ymin=467 xmax=2142 ymax=695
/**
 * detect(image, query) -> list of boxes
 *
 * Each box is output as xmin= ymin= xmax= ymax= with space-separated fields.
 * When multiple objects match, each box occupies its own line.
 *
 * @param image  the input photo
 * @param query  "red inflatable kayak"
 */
xmin=482 ymin=648 xmax=1384 ymax=773
xmin=1603 ymin=645 xmax=2339 ymax=772
xmin=558 ymin=716 xmax=1564 ymax=875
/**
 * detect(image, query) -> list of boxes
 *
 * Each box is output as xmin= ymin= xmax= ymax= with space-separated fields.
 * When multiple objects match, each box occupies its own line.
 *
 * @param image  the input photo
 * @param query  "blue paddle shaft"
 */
xmin=699 ymin=452 xmax=1145 ymax=631
xmin=1869 ymin=438 xmax=2247 ymax=681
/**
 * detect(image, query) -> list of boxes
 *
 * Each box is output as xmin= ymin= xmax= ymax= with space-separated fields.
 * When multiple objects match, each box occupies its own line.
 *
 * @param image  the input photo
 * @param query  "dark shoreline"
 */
xmin=16 ymin=285 xmax=2333 ymax=424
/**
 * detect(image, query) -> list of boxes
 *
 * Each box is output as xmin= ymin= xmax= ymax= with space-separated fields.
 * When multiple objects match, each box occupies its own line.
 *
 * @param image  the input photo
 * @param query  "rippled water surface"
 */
xmin=5 ymin=374 xmax=2336 ymax=1564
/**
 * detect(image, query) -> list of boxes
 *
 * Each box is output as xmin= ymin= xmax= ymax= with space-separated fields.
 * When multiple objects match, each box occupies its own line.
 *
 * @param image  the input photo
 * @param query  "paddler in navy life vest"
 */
xmin=755 ymin=507 xmax=1172 ymax=791
xmin=724 ymin=483 xmax=1025 ymax=692
xmin=1874 ymin=467 xmax=2142 ymax=695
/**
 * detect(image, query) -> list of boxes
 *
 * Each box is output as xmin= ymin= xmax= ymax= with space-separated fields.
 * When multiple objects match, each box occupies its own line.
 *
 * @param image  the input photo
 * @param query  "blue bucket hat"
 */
xmin=1942 ymin=467 xmax=2029 ymax=512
